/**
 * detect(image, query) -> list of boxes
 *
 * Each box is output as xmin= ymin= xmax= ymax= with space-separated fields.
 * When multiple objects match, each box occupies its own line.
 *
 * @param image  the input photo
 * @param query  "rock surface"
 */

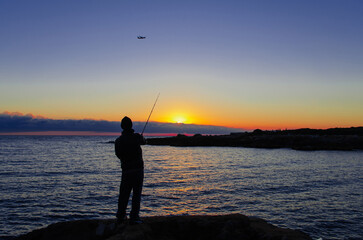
xmin=16 ymin=214 xmax=311 ymax=240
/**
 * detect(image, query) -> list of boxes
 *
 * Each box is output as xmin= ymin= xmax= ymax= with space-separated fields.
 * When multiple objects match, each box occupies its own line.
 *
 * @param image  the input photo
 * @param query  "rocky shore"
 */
xmin=146 ymin=127 xmax=363 ymax=151
xmin=16 ymin=214 xmax=311 ymax=240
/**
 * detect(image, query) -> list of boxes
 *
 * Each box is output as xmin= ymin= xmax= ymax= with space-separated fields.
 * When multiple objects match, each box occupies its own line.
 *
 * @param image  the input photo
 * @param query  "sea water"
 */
xmin=0 ymin=136 xmax=362 ymax=240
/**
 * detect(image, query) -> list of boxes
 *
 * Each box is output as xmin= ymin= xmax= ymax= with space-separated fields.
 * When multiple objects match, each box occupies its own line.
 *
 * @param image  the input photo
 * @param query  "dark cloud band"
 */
xmin=0 ymin=113 xmax=243 ymax=134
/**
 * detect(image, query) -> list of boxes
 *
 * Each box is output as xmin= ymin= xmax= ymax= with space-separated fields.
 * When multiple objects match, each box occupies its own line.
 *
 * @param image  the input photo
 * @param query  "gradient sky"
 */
xmin=1 ymin=0 xmax=362 ymax=130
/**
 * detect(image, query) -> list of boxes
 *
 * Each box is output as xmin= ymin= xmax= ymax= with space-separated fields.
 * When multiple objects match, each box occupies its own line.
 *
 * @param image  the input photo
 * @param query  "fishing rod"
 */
xmin=141 ymin=93 xmax=160 ymax=135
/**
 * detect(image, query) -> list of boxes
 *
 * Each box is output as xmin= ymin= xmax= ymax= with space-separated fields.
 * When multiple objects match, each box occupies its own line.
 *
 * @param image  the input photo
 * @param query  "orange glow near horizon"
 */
xmin=2 ymin=107 xmax=362 ymax=132
xmin=95 ymin=107 xmax=363 ymax=130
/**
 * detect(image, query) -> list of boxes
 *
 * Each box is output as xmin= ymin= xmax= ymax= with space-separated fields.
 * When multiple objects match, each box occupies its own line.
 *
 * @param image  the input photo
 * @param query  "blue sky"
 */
xmin=1 ymin=0 xmax=362 ymax=130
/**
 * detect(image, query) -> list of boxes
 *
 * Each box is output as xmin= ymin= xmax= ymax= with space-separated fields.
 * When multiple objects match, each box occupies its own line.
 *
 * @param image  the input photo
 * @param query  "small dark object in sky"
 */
xmin=137 ymin=36 xmax=146 ymax=39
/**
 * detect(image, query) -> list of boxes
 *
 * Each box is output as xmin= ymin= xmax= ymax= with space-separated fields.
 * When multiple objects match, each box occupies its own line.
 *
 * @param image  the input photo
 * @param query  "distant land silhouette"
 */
xmin=147 ymin=127 xmax=363 ymax=151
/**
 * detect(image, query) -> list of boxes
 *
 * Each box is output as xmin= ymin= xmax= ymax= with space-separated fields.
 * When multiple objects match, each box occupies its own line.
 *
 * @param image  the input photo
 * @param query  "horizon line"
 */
xmin=1 ymin=126 xmax=362 ymax=136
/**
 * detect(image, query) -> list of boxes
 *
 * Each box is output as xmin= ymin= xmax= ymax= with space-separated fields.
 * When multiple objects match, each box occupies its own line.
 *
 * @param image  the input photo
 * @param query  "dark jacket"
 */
xmin=115 ymin=129 xmax=146 ymax=170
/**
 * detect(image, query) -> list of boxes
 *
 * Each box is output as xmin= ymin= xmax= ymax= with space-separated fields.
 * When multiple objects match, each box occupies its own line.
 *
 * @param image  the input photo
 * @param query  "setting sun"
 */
xmin=158 ymin=109 xmax=195 ymax=124
xmin=173 ymin=116 xmax=187 ymax=124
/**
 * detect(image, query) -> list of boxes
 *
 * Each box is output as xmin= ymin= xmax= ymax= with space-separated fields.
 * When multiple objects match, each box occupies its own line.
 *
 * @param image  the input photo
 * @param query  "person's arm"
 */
xmin=140 ymin=135 xmax=146 ymax=145
xmin=115 ymin=138 xmax=122 ymax=159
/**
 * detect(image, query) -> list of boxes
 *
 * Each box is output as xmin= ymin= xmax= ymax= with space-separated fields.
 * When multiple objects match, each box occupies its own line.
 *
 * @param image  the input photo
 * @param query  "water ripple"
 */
xmin=0 ymin=136 xmax=362 ymax=240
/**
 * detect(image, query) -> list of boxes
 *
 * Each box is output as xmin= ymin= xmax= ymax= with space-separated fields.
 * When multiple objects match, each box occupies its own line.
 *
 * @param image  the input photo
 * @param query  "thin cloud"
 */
xmin=1 ymin=111 xmax=47 ymax=119
xmin=0 ymin=112 xmax=244 ymax=134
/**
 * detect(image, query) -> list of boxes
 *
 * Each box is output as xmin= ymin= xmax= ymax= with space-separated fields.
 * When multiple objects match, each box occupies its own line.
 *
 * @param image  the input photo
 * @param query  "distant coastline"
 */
xmin=146 ymin=127 xmax=363 ymax=151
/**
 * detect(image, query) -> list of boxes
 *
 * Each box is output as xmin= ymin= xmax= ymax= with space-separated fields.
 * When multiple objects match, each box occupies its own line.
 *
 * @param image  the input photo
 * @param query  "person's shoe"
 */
xmin=116 ymin=215 xmax=127 ymax=225
xmin=129 ymin=217 xmax=143 ymax=225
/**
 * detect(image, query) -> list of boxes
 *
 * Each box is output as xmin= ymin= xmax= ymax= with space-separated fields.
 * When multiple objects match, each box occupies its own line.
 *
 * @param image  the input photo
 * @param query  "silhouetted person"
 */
xmin=115 ymin=116 xmax=146 ymax=224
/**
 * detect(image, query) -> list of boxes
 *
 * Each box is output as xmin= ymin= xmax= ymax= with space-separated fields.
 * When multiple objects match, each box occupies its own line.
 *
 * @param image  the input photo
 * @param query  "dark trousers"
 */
xmin=117 ymin=168 xmax=144 ymax=220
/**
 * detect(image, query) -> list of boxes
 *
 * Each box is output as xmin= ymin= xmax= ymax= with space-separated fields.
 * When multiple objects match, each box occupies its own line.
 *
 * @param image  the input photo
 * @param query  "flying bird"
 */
xmin=137 ymin=36 xmax=146 ymax=39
